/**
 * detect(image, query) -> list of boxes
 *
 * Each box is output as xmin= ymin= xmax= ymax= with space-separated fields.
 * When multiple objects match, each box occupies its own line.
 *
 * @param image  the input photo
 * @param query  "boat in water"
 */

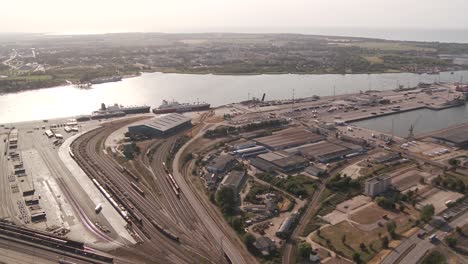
xmin=152 ymin=100 xmax=210 ymax=114
xmin=86 ymin=103 xmax=150 ymax=120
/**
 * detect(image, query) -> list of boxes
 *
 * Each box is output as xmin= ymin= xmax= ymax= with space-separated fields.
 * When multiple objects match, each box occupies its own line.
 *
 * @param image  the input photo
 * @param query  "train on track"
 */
xmin=150 ymin=220 xmax=179 ymax=242
xmin=162 ymin=162 xmax=181 ymax=198
xmin=131 ymin=182 xmax=145 ymax=197
xmin=116 ymin=164 xmax=140 ymax=182
xmin=91 ymin=178 xmax=130 ymax=222
xmin=0 ymin=222 xmax=112 ymax=263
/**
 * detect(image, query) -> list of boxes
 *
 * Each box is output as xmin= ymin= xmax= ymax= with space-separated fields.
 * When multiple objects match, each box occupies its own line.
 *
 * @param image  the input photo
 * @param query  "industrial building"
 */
xmin=304 ymin=165 xmax=326 ymax=177
xmin=256 ymin=152 xmax=309 ymax=173
xmin=429 ymin=124 xmax=468 ymax=149
xmin=253 ymin=128 xmax=324 ymax=150
xmin=205 ymin=154 xmax=237 ymax=174
xmin=232 ymin=146 xmax=268 ymax=158
xmin=364 ymin=174 xmax=392 ymax=197
xmin=128 ymin=113 xmax=191 ymax=138
xmin=218 ymin=170 xmax=247 ymax=195
xmin=228 ymin=139 xmax=256 ymax=150
xmin=290 ymin=140 xmax=363 ymax=163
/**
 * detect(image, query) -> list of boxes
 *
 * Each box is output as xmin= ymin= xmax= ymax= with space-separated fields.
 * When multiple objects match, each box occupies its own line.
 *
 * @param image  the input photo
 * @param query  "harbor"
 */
xmin=2 ymin=70 xmax=468 ymax=123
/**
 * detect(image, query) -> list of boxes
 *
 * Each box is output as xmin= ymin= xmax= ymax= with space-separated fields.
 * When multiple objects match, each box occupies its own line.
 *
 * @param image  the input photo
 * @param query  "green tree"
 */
xmin=243 ymin=233 xmax=256 ymax=252
xmin=387 ymin=220 xmax=397 ymax=239
xmin=297 ymin=242 xmax=312 ymax=259
xmin=381 ymin=236 xmax=389 ymax=249
xmin=359 ymin=242 xmax=366 ymax=251
xmin=421 ymin=250 xmax=447 ymax=264
xmin=420 ymin=204 xmax=435 ymax=223
xmin=352 ymin=252 xmax=362 ymax=264
xmin=228 ymin=217 xmax=243 ymax=233
xmin=445 ymin=236 xmax=457 ymax=248
xmin=216 ymin=187 xmax=237 ymax=215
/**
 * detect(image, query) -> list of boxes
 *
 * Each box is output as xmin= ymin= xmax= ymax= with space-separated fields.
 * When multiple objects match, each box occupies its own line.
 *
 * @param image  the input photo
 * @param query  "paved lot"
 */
xmin=418 ymin=188 xmax=464 ymax=214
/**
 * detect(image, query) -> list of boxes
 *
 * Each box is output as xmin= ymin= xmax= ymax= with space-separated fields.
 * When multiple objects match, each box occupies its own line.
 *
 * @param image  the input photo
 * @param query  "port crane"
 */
xmin=407 ymin=114 xmax=423 ymax=140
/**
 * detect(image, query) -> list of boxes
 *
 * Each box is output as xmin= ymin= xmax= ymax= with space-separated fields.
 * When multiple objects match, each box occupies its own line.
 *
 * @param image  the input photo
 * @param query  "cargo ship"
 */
xmin=100 ymin=103 xmax=151 ymax=114
xmin=152 ymin=100 xmax=210 ymax=114
xmin=88 ymin=103 xmax=150 ymax=120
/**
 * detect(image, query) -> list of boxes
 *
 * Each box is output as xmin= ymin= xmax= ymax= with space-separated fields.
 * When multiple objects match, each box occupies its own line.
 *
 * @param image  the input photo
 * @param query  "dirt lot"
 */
xmin=336 ymin=195 xmax=371 ymax=213
xmin=349 ymin=204 xmax=395 ymax=225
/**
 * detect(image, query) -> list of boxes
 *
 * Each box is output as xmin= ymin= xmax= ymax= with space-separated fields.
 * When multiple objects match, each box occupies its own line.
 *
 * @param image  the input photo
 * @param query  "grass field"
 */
xmin=313 ymin=221 xmax=384 ymax=262
xmin=350 ymin=41 xmax=436 ymax=52
xmin=6 ymin=74 xmax=53 ymax=81
xmin=313 ymin=207 xmax=417 ymax=262
xmin=362 ymin=55 xmax=384 ymax=64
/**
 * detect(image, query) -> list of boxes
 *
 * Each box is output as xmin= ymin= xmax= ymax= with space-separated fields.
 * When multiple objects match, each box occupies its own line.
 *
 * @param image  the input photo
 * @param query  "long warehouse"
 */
xmin=128 ymin=113 xmax=192 ymax=137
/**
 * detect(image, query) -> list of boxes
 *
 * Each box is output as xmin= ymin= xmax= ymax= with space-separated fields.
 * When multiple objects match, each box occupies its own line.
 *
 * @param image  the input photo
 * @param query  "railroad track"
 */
xmin=0 ymin=221 xmax=113 ymax=264
xmin=70 ymin=117 xmax=222 ymax=263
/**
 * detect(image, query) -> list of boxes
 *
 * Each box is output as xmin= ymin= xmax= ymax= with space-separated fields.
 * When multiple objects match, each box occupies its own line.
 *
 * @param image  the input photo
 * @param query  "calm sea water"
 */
xmin=1 ymin=71 xmax=468 ymax=124
xmin=351 ymin=104 xmax=468 ymax=138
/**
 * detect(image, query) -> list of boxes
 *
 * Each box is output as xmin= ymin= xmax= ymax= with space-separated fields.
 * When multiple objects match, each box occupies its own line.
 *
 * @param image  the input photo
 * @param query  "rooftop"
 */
xmin=297 ymin=141 xmax=347 ymax=157
xmin=366 ymin=174 xmax=391 ymax=184
xmin=145 ymin=113 xmax=191 ymax=132
xmin=253 ymin=128 xmax=324 ymax=150
xmin=221 ymin=170 xmax=246 ymax=189
xmin=207 ymin=154 xmax=236 ymax=171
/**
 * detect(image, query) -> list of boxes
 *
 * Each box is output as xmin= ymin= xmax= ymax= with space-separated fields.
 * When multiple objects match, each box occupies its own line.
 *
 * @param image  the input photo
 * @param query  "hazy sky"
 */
xmin=1 ymin=0 xmax=468 ymax=34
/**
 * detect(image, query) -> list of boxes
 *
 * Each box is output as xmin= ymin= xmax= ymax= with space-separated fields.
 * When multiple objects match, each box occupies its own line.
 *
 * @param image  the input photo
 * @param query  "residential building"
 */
xmin=364 ymin=175 xmax=391 ymax=197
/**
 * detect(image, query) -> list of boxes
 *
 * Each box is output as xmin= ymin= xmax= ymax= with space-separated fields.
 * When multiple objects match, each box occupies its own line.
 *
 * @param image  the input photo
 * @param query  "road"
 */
xmin=382 ymin=210 xmax=468 ymax=264
xmin=281 ymin=164 xmax=346 ymax=264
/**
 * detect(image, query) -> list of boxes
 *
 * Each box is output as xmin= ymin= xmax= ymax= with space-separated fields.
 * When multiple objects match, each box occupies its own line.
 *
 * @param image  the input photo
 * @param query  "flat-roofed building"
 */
xmin=257 ymin=151 xmax=308 ymax=173
xmin=294 ymin=140 xmax=363 ymax=163
xmin=232 ymin=146 xmax=268 ymax=158
xmin=219 ymin=170 xmax=247 ymax=195
xmin=253 ymin=128 xmax=324 ymax=150
xmin=364 ymin=174 xmax=392 ymax=197
xmin=206 ymin=154 xmax=237 ymax=174
xmin=228 ymin=139 xmax=256 ymax=150
xmin=128 ymin=113 xmax=191 ymax=138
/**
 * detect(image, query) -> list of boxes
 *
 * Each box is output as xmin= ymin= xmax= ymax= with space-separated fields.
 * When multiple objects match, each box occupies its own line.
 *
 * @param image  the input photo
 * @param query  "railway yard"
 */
xmin=0 ymin=82 xmax=468 ymax=264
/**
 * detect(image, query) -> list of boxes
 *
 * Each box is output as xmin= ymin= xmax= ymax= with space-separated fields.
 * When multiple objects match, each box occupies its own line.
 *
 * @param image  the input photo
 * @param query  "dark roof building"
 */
xmin=253 ymin=237 xmax=276 ymax=256
xmin=304 ymin=165 xmax=326 ymax=177
xmin=206 ymin=155 xmax=237 ymax=173
xmin=128 ymin=113 xmax=191 ymax=138
xmin=294 ymin=140 xmax=363 ymax=163
xmin=257 ymin=152 xmax=309 ymax=173
xmin=253 ymin=128 xmax=324 ymax=150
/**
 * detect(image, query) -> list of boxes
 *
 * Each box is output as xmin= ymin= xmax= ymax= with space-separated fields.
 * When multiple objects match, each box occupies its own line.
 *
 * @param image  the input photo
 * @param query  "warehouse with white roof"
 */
xmin=128 ymin=113 xmax=192 ymax=137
